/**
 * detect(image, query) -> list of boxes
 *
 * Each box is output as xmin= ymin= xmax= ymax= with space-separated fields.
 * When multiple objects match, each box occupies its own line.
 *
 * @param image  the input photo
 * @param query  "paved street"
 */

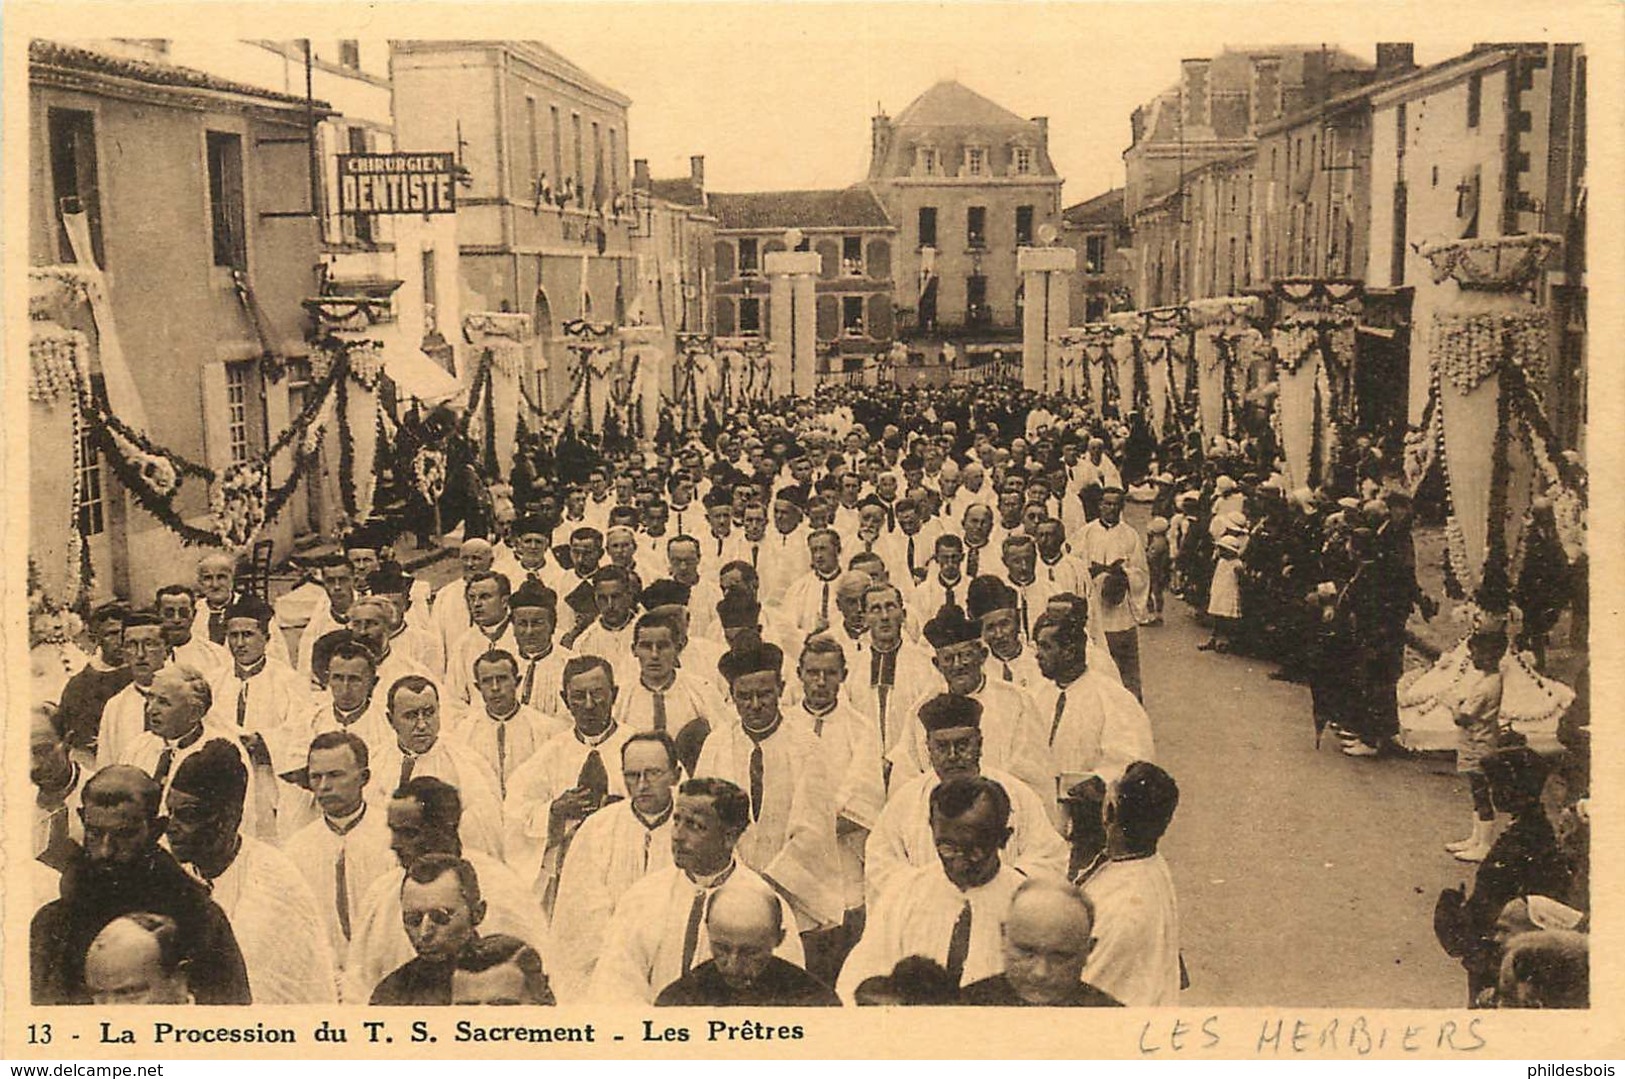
xmin=1140 ymin=546 xmax=1472 ymax=1008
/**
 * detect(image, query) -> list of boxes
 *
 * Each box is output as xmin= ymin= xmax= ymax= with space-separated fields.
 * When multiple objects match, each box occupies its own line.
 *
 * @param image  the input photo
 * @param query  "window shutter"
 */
xmin=866 ymin=238 xmax=891 ymax=279
xmin=816 ymin=295 xmax=840 ymax=340
xmin=199 ymin=362 xmax=231 ymax=472
xmin=868 ymin=294 xmax=893 ymax=339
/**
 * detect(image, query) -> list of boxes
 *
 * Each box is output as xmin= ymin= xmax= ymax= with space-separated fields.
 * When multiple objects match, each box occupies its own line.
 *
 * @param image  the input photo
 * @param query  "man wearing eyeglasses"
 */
xmin=371 ymin=853 xmax=488 ymax=1005
xmin=888 ymin=605 xmax=1055 ymax=807
xmin=548 ymin=731 xmax=681 ymax=1002
xmin=837 ymin=773 xmax=1029 ymax=1003
xmin=865 ymin=693 xmax=1065 ymax=905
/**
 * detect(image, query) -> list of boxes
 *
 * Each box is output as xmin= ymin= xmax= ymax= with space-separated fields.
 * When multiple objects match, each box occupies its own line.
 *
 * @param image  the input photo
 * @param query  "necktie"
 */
xmin=751 ymin=545 xmax=759 ymax=569
xmin=1002 ymin=662 xmax=1013 ymax=682
xmin=945 ymin=901 xmax=973 ymax=983
xmin=820 ymin=579 xmax=831 ymax=624
xmin=236 ymin=678 xmax=249 ymax=728
xmin=877 ymin=684 xmax=890 ymax=746
xmin=577 ymin=747 xmax=608 ymax=802
xmin=680 ymin=888 xmax=708 ymax=976
xmin=153 ymin=746 xmax=176 ymax=786
xmin=748 ymin=742 xmax=765 ymax=821
xmin=399 ymin=753 xmax=416 ymax=791
xmin=906 ymin=535 xmax=917 ymax=575
xmin=495 ymin=721 xmax=509 ymax=800
xmin=1049 ymin=690 xmax=1067 ymax=747
xmin=1020 ymin=598 xmax=1030 ymax=638
xmin=652 ymin=690 xmax=668 ymax=733
xmin=717 ymin=535 xmax=725 ymax=558
xmin=209 ymin=608 xmax=226 ymax=645
xmin=967 ymin=547 xmax=980 ymax=577
xmin=335 ymin=846 xmax=352 ymax=940
xmin=521 ymin=658 xmax=538 ymax=706
xmin=946 ymin=584 xmax=957 ymax=609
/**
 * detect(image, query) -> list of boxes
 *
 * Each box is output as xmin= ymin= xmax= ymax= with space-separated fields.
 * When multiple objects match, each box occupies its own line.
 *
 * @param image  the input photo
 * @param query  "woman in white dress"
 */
xmin=1199 ymin=512 xmax=1248 ymax=653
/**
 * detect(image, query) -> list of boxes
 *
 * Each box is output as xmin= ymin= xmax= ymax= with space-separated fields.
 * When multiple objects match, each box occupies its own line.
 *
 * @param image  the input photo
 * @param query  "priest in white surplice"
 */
xmin=845 ymin=585 xmax=938 ymax=761
xmin=283 ymin=730 xmax=396 ymax=985
xmin=366 ymin=676 xmax=504 ymax=859
xmin=783 ymin=635 xmax=885 ymax=924
xmin=837 ymin=774 xmax=1030 ymax=1003
xmin=867 ymin=693 xmax=1067 ymax=905
xmin=343 ymin=776 xmax=548 ymax=1004
xmin=548 ymin=731 xmax=679 ymax=1002
xmin=1076 ymin=761 xmax=1182 ymax=1007
xmin=1075 ymin=486 xmax=1150 ymax=701
xmin=453 ymin=649 xmax=568 ymax=803
xmin=444 ymin=572 xmax=520 ymax=706
xmin=780 ymin=529 xmax=846 ymax=635
xmin=94 ymin=613 xmax=171 ymax=773
xmin=502 ymin=655 xmax=634 ymax=906
xmin=612 ymin=610 xmax=723 ymax=776
xmin=505 ymin=578 xmax=574 ymax=716
xmin=1032 ymin=609 xmax=1156 ymax=812
xmin=156 ymin=584 xmax=231 ymax=686
xmin=888 ymin=605 xmax=1057 ymax=805
xmin=589 ymin=777 xmax=803 ymax=1004
xmin=164 ymin=739 xmax=337 ymax=1003
xmin=695 ymin=643 xmax=844 ymax=938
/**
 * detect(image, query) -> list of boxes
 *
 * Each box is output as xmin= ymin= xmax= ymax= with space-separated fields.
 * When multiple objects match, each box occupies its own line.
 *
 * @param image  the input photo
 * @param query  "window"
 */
xmin=739 ymin=297 xmax=762 ymax=334
xmin=207 ymin=131 xmax=247 ymax=269
xmin=337 ymin=40 xmax=361 ymax=69
xmin=1085 ymin=234 xmax=1106 ymax=274
xmin=842 ymin=296 xmax=866 ymax=335
xmin=608 ymin=128 xmax=619 ymax=200
xmin=738 ymin=237 xmax=760 ymax=275
xmin=918 ymin=206 xmax=938 ymax=248
xmin=965 ymin=147 xmax=986 ymax=176
xmin=1467 ymin=73 xmax=1482 ymax=129
xmin=842 ymin=235 xmax=863 ymax=275
xmin=572 ymin=113 xmax=584 ymax=205
xmin=965 ymin=275 xmax=989 ymax=324
xmin=345 ymin=126 xmax=374 ymax=246
xmin=47 ymin=107 xmax=103 ymax=266
xmin=225 ymin=362 xmax=252 ymax=465
xmin=918 ymin=147 xmax=938 ymax=176
xmin=421 ymin=248 xmax=438 ymax=334
xmin=591 ymin=121 xmax=602 ymax=202
xmin=550 ymin=106 xmax=563 ymax=182
xmin=919 ymin=277 xmax=938 ymax=329
xmin=1013 ymin=147 xmax=1033 ymax=175
xmin=1015 ymin=205 xmax=1034 ymax=245
xmin=526 ymin=96 xmax=540 ymax=178
xmin=77 ymin=422 xmax=105 ymax=536
xmin=966 ymin=206 xmax=986 ymax=248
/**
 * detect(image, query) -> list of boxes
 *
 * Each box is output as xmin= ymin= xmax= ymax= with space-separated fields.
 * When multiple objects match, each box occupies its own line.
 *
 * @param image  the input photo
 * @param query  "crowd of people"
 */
xmin=28 ymin=381 xmax=1587 ymax=1010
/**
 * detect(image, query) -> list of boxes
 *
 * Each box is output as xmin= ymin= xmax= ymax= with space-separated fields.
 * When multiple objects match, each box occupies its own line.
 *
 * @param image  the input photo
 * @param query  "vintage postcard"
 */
xmin=3 ymin=0 xmax=1620 ymax=1062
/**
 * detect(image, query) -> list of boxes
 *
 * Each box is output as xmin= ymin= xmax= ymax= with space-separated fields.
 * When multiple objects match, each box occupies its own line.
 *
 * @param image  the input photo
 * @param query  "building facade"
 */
xmin=867 ymin=81 xmax=1063 ymax=344
xmin=30 ymin=40 xmax=326 ymax=600
xmin=1060 ymin=187 xmax=1134 ymax=323
xmin=1366 ymin=44 xmax=1587 ymax=437
xmin=708 ymin=188 xmax=898 ymax=363
xmin=391 ymin=41 xmax=637 ymax=408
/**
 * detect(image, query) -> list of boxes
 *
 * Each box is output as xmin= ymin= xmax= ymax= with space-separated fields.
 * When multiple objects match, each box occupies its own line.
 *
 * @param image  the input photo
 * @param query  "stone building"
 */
xmin=866 ymin=81 xmax=1063 ymax=345
xmin=1060 ymin=187 xmax=1133 ymax=323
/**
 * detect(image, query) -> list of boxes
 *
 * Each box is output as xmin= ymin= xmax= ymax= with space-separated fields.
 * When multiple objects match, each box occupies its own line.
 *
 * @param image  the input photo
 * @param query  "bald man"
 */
xmin=84 ymin=913 xmax=194 ymax=1006
xmin=959 ymin=878 xmax=1122 ymax=1005
xmin=194 ymin=553 xmax=291 ymax=666
xmin=430 ymin=539 xmax=496 ymax=662
xmin=653 ymin=881 xmax=839 ymax=1006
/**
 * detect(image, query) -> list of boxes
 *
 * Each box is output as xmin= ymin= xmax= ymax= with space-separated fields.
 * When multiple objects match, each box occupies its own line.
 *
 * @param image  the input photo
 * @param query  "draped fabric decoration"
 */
xmin=1263 ymin=284 xmax=1357 ymax=489
xmin=1140 ymin=336 xmax=1172 ymax=439
xmin=624 ymin=342 xmax=664 ymax=439
xmin=1139 ymin=309 xmax=1187 ymax=441
xmin=1049 ymin=336 xmax=1087 ymax=402
xmin=1418 ymin=235 xmax=1564 ymax=602
xmin=59 ymin=211 xmax=150 ymax=433
xmin=559 ymin=319 xmax=617 ymax=433
xmin=1083 ymin=330 xmax=1110 ymax=418
xmin=462 ymin=313 xmax=534 ymax=480
xmin=674 ymin=334 xmax=720 ymax=429
xmin=1105 ymin=312 xmax=1139 ymax=419
xmin=29 ymin=322 xmax=94 ymax=608
xmin=335 ymin=340 xmax=385 ymax=522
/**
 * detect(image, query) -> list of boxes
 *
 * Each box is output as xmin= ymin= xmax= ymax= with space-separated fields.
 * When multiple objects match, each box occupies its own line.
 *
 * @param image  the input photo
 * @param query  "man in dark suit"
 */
xmin=31 ymin=766 xmax=251 ymax=1004
xmin=654 ymin=880 xmax=838 ymax=1006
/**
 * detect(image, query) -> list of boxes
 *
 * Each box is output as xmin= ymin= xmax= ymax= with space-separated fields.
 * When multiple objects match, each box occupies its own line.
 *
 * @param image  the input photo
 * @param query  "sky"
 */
xmin=515 ymin=3 xmax=1538 ymax=207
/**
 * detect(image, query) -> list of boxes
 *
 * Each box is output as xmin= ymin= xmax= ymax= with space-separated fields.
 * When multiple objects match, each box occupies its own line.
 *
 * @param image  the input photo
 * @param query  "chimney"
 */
xmin=1252 ymin=57 xmax=1282 ymax=126
xmin=1375 ymin=42 xmax=1416 ymax=78
xmin=871 ymin=113 xmax=892 ymax=175
xmin=1181 ymin=59 xmax=1212 ymax=128
xmin=690 ymin=155 xmax=706 ymax=189
xmin=1031 ymin=116 xmax=1049 ymax=148
xmin=633 ymin=158 xmax=651 ymax=192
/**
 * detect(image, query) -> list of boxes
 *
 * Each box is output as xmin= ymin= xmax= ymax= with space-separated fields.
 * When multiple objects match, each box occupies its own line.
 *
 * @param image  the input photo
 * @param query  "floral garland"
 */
xmin=1477 ymin=367 xmax=1515 ymax=611
xmin=28 ymin=565 xmax=86 ymax=647
xmin=1432 ymin=311 xmax=1548 ymax=396
xmin=264 ymin=426 xmax=325 ymax=524
xmin=212 ymin=460 xmax=269 ymax=547
xmin=30 ymin=329 xmax=89 ymax=404
xmin=336 ymin=374 xmax=359 ymax=518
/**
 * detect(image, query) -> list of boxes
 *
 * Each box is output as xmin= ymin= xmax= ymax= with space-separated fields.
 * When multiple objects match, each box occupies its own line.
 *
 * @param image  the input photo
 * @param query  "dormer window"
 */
xmin=916 ymin=146 xmax=939 ymax=177
xmin=965 ymin=147 xmax=987 ymax=177
xmin=1013 ymin=146 xmax=1034 ymax=175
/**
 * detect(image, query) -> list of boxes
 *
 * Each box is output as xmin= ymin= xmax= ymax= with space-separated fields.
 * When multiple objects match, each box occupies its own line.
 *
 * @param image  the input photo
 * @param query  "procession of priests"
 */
xmin=35 ymin=379 xmax=1281 ymax=1011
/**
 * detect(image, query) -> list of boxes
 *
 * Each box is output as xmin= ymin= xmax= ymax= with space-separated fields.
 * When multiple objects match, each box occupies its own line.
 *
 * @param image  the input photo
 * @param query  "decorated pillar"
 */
xmin=1418 ymin=235 xmax=1564 ymax=602
xmin=462 ymin=312 xmax=534 ymax=477
xmin=1188 ymin=296 xmax=1264 ymax=446
xmin=765 ymin=250 xmax=819 ymax=398
xmin=1019 ymin=245 xmax=1076 ymax=392
xmin=1268 ymin=281 xmax=1361 ymax=491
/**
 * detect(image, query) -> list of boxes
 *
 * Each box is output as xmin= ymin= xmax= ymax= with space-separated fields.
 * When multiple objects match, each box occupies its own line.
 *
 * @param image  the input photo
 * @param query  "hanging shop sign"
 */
xmin=337 ymin=152 xmax=458 ymax=216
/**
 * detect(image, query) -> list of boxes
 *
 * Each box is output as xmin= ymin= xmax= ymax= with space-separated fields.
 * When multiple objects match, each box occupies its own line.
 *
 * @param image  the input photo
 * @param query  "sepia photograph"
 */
xmin=4 ymin=0 xmax=1618 ymax=1063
